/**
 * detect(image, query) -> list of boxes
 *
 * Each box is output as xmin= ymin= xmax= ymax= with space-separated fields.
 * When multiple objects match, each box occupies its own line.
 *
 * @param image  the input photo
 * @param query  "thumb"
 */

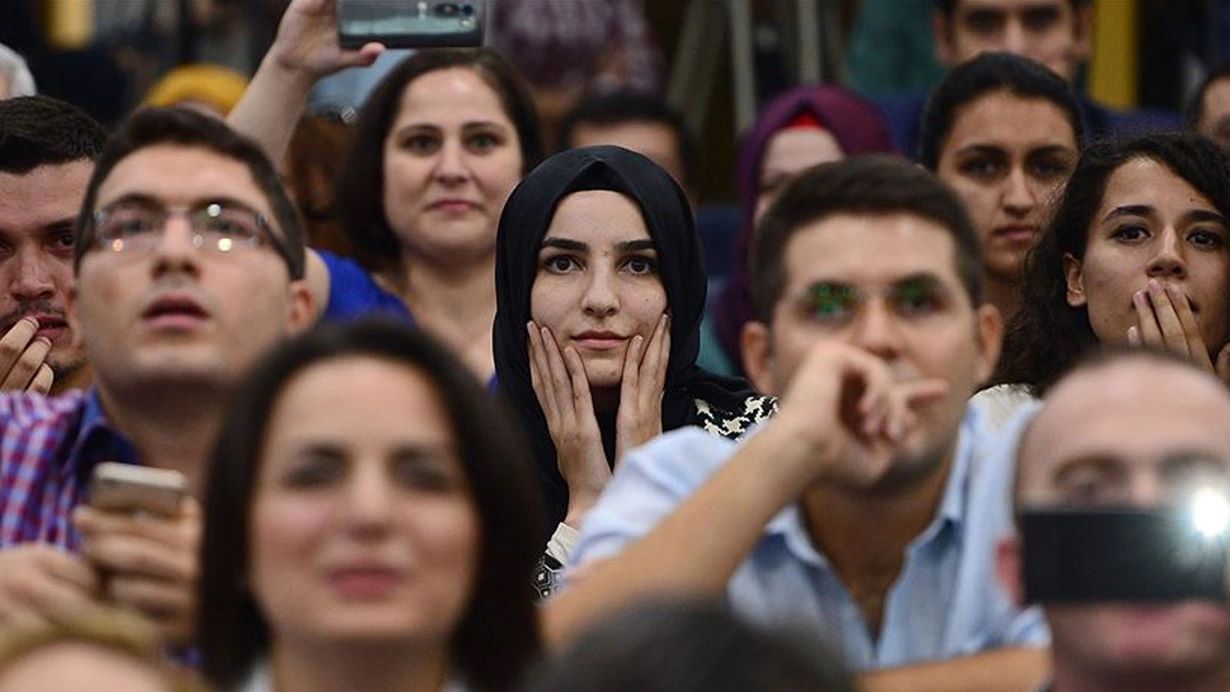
xmin=341 ymin=43 xmax=385 ymax=68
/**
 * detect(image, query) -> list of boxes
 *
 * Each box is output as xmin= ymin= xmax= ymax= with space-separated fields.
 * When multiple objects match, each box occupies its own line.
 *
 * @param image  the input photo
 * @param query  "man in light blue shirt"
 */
xmin=546 ymin=157 xmax=1049 ymax=691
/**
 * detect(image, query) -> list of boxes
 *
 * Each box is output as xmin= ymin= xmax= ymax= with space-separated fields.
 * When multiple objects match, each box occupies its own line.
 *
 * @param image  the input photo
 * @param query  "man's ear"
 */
xmin=741 ymin=320 xmax=776 ymax=396
xmin=997 ymin=536 xmax=1025 ymax=607
xmin=932 ymin=10 xmax=957 ymax=66
xmin=1062 ymin=252 xmax=1087 ymax=308
xmin=974 ymin=302 xmax=1004 ymax=385
xmin=286 ymin=280 xmax=316 ymax=335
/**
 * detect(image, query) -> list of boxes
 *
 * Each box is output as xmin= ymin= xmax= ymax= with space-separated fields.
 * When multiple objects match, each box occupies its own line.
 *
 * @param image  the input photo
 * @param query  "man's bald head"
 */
xmin=1018 ymin=349 xmax=1230 ymax=509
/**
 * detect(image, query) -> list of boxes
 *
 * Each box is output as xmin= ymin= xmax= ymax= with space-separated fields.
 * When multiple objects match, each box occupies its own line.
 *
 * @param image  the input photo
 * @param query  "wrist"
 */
xmin=264 ymin=50 xmax=319 ymax=92
xmin=754 ymin=416 xmax=836 ymax=492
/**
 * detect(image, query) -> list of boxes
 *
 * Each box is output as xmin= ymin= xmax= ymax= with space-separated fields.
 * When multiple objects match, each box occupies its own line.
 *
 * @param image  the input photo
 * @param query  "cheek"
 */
xmin=952 ymin=181 xmax=1000 ymax=235
xmin=629 ymin=284 xmax=668 ymax=332
xmin=249 ymin=495 xmax=333 ymax=588
xmin=529 ymin=278 xmax=573 ymax=329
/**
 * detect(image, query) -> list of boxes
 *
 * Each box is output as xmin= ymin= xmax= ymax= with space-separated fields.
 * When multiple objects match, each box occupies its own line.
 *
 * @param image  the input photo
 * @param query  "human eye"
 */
xmin=1058 ymin=466 xmax=1125 ymax=506
xmin=391 ymin=454 xmax=461 ymax=493
xmin=802 ymin=282 xmax=858 ymax=324
xmin=1110 ymin=223 xmax=1150 ymax=243
xmin=401 ymin=132 xmax=440 ymax=155
xmin=963 ymin=9 xmax=1005 ymax=36
xmin=280 ymin=451 xmax=346 ymax=489
xmin=47 ymin=228 xmax=75 ymax=256
xmin=1187 ymin=227 xmax=1227 ymax=251
xmin=891 ymin=278 xmax=947 ymax=317
xmin=466 ymin=130 xmax=502 ymax=153
xmin=103 ymin=207 xmax=158 ymax=237
xmin=621 ymin=254 xmax=659 ymax=276
xmin=957 ymin=155 xmax=1004 ymax=181
xmin=1029 ymin=155 xmax=1073 ymax=181
xmin=201 ymin=206 xmax=259 ymax=239
xmin=1021 ymin=6 xmax=1061 ymax=32
xmin=541 ymin=254 xmax=580 ymax=274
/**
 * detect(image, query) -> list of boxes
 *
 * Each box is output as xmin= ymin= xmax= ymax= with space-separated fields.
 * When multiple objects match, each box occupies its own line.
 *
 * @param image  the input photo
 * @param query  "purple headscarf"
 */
xmin=712 ymin=85 xmax=897 ymax=374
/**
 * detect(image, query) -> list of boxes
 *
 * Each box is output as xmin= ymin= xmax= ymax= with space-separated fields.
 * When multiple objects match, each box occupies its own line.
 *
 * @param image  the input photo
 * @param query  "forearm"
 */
xmin=542 ymin=422 xmax=816 ymax=645
xmin=860 ymin=647 xmax=1049 ymax=692
xmin=227 ymin=54 xmax=314 ymax=165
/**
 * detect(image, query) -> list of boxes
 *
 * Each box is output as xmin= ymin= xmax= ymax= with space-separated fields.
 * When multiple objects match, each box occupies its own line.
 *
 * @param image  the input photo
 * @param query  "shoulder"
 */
xmin=693 ymin=394 xmax=778 ymax=440
xmin=0 ymin=390 xmax=87 ymax=430
xmin=317 ymin=250 xmax=412 ymax=323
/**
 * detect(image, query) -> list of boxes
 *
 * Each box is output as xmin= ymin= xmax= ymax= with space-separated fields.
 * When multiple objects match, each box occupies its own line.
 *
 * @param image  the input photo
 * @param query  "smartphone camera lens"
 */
xmin=461 ymin=3 xmax=475 ymax=15
xmin=435 ymin=2 xmax=460 ymax=17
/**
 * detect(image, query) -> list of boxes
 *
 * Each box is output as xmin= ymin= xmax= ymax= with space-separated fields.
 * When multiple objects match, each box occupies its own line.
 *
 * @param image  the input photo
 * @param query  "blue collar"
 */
xmin=65 ymin=388 xmax=140 ymax=481
xmin=764 ymin=405 xmax=985 ymax=565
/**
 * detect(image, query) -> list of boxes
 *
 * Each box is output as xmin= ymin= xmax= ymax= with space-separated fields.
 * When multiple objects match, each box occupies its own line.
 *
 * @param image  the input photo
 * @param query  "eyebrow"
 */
xmin=1102 ymin=205 xmax=1226 ymax=226
xmin=394 ymin=120 xmax=507 ymax=133
xmin=1050 ymin=454 xmax=1123 ymax=484
xmin=539 ymin=238 xmax=657 ymax=253
xmin=101 ymin=193 xmax=264 ymax=216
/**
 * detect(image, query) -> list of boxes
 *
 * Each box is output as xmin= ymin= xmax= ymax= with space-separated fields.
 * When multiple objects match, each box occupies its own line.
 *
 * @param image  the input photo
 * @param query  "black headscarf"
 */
xmin=493 ymin=146 xmax=759 ymax=531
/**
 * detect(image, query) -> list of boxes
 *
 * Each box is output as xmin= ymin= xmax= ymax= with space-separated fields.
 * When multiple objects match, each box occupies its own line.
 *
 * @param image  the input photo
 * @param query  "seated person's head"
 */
xmin=0 ymin=96 xmax=107 ymax=388
xmin=1187 ymin=63 xmax=1230 ymax=149
xmin=932 ymin=0 xmax=1093 ymax=83
xmin=920 ymin=52 xmax=1081 ymax=316
xmin=70 ymin=107 xmax=314 ymax=395
xmin=1003 ymin=349 xmax=1230 ymax=690
xmin=0 ymin=610 xmax=202 ymax=692
xmin=996 ymin=132 xmax=1230 ymax=394
xmin=743 ymin=156 xmax=1001 ymax=489
xmin=197 ymin=320 xmax=543 ymax=692
xmin=524 ymin=599 xmax=855 ymax=692
xmin=558 ymin=91 xmax=695 ymax=197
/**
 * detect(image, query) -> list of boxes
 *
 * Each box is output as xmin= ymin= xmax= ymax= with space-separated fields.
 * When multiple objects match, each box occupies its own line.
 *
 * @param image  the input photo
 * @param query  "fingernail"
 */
xmin=1148 ymin=279 xmax=1161 ymax=294
xmin=21 ymin=316 xmax=37 ymax=328
xmin=1133 ymin=290 xmax=1145 ymax=305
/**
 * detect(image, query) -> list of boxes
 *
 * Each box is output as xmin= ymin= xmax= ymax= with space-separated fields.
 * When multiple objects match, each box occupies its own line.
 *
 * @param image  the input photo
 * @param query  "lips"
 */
xmin=140 ymin=293 xmax=210 ymax=329
xmin=993 ymin=225 xmax=1039 ymax=244
xmin=572 ymin=331 xmax=626 ymax=351
xmin=326 ymin=565 xmax=405 ymax=599
xmin=426 ymin=199 xmax=479 ymax=213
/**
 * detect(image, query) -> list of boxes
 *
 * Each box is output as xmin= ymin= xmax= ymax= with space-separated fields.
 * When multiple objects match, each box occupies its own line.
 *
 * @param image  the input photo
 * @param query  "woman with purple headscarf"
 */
xmin=701 ymin=86 xmax=897 ymax=377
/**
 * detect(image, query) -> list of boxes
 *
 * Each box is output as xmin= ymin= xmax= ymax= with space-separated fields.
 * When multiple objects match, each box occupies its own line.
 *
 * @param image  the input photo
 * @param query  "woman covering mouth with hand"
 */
xmin=492 ymin=146 xmax=773 ymax=598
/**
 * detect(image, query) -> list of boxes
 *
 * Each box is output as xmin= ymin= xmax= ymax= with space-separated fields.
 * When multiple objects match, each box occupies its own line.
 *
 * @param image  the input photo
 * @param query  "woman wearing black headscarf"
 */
xmin=493 ymin=146 xmax=774 ymax=599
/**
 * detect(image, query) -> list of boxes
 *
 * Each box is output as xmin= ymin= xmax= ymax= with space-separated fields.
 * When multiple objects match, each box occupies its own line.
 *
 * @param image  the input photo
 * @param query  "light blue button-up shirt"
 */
xmin=569 ymin=405 xmax=1048 ymax=671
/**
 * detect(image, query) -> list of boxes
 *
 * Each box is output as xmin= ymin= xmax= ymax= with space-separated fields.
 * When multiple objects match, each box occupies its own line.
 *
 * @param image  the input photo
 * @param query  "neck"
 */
xmin=95 ymin=380 xmax=227 ymax=498
xmin=389 ymin=251 xmax=496 ymax=381
xmin=1052 ymin=656 xmax=1230 ymax=692
xmin=800 ymin=450 xmax=955 ymax=634
xmin=985 ymin=276 xmax=1022 ymax=325
xmin=270 ymin=639 xmax=451 ymax=692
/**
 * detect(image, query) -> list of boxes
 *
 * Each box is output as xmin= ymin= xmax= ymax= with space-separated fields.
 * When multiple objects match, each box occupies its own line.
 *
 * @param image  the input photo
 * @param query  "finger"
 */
xmin=74 ymin=507 xmax=191 ymax=550
xmin=106 ymin=576 xmax=193 ymax=619
xmin=1147 ymin=280 xmax=1189 ymax=354
xmin=37 ymin=549 xmax=101 ymax=594
xmin=562 ymin=346 xmax=596 ymax=420
xmin=900 ymin=378 xmax=951 ymax=407
xmin=82 ymin=535 xmax=191 ymax=582
xmin=27 ymin=363 xmax=54 ymax=395
xmin=1127 ymin=325 xmax=1140 ymax=346
xmin=1167 ymin=283 xmax=1213 ymax=367
xmin=542 ymin=327 xmax=576 ymax=415
xmin=0 ymin=317 xmax=38 ymax=373
xmin=1133 ymin=289 xmax=1164 ymax=347
xmin=619 ymin=335 xmax=644 ymax=408
xmin=8 ymin=570 xmax=103 ymax=624
xmin=641 ymin=314 xmax=670 ymax=398
xmin=0 ymin=337 xmax=49 ymax=391
xmin=527 ymin=323 xmax=558 ymax=418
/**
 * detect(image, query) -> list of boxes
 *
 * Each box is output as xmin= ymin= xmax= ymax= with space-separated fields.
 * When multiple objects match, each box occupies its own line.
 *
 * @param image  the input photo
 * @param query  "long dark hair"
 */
xmin=993 ymin=132 xmax=1230 ymax=395
xmin=336 ymin=49 xmax=543 ymax=273
xmin=197 ymin=319 xmax=544 ymax=691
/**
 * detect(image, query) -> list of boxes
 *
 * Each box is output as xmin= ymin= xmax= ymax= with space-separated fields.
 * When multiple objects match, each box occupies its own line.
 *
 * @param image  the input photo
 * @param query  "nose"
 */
xmin=1126 ymin=472 xmax=1166 ymax=508
xmin=1003 ymin=18 xmax=1028 ymax=54
xmin=1146 ymin=228 xmax=1187 ymax=280
xmin=849 ymin=296 xmax=901 ymax=360
xmin=433 ymin=138 xmax=471 ymax=186
xmin=581 ymin=266 xmax=619 ymax=319
xmin=9 ymin=246 xmax=58 ymax=302
xmin=149 ymin=214 xmax=202 ymax=279
xmin=1001 ymin=166 xmax=1037 ymax=217
xmin=343 ymin=461 xmax=394 ymax=538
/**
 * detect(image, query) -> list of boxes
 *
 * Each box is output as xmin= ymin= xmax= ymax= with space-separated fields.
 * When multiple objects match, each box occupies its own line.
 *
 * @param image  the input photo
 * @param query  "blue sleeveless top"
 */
xmin=318 ymin=250 xmax=414 ymax=325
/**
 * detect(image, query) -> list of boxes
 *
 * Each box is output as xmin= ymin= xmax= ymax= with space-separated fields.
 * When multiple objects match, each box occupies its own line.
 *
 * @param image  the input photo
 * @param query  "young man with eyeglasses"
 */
xmin=546 ymin=157 xmax=1050 ymax=691
xmin=0 ymin=107 xmax=313 ymax=645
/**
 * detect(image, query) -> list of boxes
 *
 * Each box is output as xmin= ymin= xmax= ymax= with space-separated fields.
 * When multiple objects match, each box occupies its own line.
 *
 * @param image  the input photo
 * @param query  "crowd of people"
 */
xmin=2 ymin=0 xmax=1230 ymax=691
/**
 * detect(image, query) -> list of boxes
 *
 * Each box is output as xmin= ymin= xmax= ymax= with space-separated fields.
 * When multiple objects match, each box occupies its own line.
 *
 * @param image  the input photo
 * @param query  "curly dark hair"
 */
xmin=992 ymin=132 xmax=1230 ymax=395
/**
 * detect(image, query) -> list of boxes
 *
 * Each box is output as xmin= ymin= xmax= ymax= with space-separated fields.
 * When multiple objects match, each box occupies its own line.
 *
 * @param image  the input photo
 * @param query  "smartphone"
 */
xmin=337 ymin=0 xmax=485 ymax=50
xmin=1021 ymin=506 xmax=1229 ymax=604
xmin=89 ymin=462 xmax=187 ymax=518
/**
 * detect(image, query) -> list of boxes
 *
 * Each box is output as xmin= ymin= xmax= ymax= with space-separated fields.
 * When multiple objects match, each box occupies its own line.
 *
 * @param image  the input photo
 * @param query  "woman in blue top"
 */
xmin=310 ymin=48 xmax=543 ymax=381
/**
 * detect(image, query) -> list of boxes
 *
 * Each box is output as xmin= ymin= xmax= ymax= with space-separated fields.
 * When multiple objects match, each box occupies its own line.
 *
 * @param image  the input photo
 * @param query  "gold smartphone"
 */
xmin=89 ymin=462 xmax=187 ymax=518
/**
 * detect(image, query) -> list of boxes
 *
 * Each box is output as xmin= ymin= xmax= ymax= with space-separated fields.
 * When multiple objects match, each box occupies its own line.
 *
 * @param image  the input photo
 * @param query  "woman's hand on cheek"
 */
xmin=615 ymin=314 xmax=669 ymax=461
xmin=1129 ymin=280 xmax=1230 ymax=383
xmin=528 ymin=322 xmax=611 ymax=525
